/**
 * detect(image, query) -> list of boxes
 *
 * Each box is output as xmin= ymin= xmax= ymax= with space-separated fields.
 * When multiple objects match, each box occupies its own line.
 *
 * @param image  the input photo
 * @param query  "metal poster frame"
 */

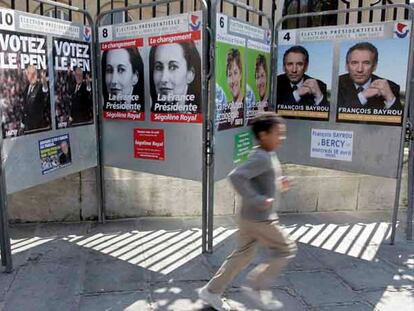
xmin=95 ymin=0 xmax=209 ymax=231
xmin=205 ymin=0 xmax=273 ymax=253
xmin=0 ymin=0 xmax=102 ymax=272
xmin=273 ymin=4 xmax=414 ymax=244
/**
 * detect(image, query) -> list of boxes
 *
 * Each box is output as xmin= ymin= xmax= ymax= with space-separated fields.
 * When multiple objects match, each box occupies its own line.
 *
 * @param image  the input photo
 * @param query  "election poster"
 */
xmin=149 ymin=30 xmax=202 ymax=124
xmin=215 ymin=39 xmax=245 ymax=130
xmin=246 ymin=40 xmax=271 ymax=124
xmin=215 ymin=17 xmax=246 ymax=131
xmin=54 ymin=37 xmax=93 ymax=128
xmin=101 ymin=38 xmax=145 ymax=121
xmin=215 ymin=14 xmax=272 ymax=131
xmin=278 ymin=21 xmax=410 ymax=126
xmin=99 ymin=12 xmax=203 ymax=124
xmin=0 ymin=30 xmax=51 ymax=138
xmin=39 ymin=134 xmax=72 ymax=175
xmin=310 ymin=129 xmax=353 ymax=161
xmin=276 ymin=41 xmax=332 ymax=121
xmin=233 ymin=131 xmax=253 ymax=164
xmin=336 ymin=29 xmax=409 ymax=125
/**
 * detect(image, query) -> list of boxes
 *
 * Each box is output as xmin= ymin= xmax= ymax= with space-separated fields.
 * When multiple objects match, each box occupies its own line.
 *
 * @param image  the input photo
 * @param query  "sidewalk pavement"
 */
xmin=0 ymin=211 xmax=413 ymax=311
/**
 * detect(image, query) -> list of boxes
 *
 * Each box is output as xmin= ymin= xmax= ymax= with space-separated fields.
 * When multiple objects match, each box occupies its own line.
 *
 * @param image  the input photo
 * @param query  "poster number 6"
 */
xmin=219 ymin=17 xmax=225 ymax=28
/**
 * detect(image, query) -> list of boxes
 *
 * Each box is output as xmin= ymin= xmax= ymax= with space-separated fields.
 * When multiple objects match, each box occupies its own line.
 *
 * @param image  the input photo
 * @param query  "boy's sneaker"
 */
xmin=197 ymin=285 xmax=231 ymax=311
xmin=241 ymin=286 xmax=283 ymax=310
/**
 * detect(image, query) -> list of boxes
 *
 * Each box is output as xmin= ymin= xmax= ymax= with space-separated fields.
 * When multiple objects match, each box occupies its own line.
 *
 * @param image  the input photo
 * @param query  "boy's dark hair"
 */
xmin=251 ymin=112 xmax=285 ymax=139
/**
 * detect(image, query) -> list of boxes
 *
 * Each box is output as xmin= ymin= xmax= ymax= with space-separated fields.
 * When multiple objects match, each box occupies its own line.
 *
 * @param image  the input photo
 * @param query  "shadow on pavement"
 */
xmin=0 ymin=212 xmax=412 ymax=310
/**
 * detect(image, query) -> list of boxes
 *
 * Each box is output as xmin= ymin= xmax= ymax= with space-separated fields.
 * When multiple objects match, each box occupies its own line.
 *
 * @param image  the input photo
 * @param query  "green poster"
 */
xmin=233 ymin=131 xmax=253 ymax=163
xmin=246 ymin=42 xmax=271 ymax=124
xmin=215 ymin=40 xmax=246 ymax=131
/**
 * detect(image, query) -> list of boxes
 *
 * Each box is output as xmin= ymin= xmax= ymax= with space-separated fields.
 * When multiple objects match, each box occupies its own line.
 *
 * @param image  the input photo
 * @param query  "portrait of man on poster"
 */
xmin=22 ymin=65 xmax=51 ymax=134
xmin=277 ymin=45 xmax=329 ymax=108
xmin=337 ymin=41 xmax=402 ymax=111
xmin=70 ymin=66 xmax=93 ymax=125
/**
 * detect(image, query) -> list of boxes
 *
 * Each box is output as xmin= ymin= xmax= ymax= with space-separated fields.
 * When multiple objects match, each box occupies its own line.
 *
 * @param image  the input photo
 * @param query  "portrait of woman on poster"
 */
xmin=149 ymin=41 xmax=201 ymax=113
xmin=101 ymin=47 xmax=145 ymax=106
xmin=255 ymin=54 xmax=269 ymax=111
xmin=217 ymin=48 xmax=244 ymax=130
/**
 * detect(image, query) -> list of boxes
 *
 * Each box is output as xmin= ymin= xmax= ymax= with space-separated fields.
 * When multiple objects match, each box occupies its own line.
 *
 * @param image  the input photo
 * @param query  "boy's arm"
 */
xmin=229 ymin=150 xmax=271 ymax=209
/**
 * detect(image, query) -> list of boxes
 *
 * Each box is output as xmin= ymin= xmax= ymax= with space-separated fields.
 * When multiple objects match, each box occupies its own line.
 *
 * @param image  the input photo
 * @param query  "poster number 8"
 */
xmin=99 ymin=27 xmax=112 ymax=41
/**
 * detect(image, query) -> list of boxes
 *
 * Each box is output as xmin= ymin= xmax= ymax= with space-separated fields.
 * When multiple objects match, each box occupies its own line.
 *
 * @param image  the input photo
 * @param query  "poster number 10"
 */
xmin=0 ymin=11 xmax=14 ymax=27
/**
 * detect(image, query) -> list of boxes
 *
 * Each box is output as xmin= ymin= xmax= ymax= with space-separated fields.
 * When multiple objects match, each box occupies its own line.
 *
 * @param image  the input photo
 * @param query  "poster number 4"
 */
xmin=279 ymin=30 xmax=296 ymax=45
xmin=283 ymin=32 xmax=291 ymax=42
xmin=0 ymin=9 xmax=15 ymax=30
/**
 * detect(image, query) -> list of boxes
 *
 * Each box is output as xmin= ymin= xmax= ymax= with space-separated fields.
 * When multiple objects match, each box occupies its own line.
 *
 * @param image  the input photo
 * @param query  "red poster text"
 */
xmin=134 ymin=128 xmax=165 ymax=161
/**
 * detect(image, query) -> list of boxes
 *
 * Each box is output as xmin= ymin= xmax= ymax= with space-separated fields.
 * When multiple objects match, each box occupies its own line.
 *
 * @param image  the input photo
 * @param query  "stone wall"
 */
xmin=7 ymin=162 xmax=408 ymax=223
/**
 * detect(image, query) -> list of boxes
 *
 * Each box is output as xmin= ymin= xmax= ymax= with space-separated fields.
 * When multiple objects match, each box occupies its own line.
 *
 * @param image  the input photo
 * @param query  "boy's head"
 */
xmin=251 ymin=112 xmax=286 ymax=151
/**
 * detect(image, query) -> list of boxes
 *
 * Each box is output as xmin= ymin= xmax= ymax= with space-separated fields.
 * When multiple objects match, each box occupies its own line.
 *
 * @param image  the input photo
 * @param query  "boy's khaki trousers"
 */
xmin=207 ymin=217 xmax=297 ymax=294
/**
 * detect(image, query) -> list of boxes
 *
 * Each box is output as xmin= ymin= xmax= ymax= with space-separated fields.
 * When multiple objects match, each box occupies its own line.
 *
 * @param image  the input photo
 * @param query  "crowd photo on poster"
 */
xmin=0 ymin=30 xmax=52 ymax=138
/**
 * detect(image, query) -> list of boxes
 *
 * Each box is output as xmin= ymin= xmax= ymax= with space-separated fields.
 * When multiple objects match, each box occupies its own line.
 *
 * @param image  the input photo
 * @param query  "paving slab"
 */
xmin=87 ymin=219 xmax=140 ymax=234
xmin=286 ymin=271 xmax=359 ymax=307
xmin=23 ymin=238 xmax=87 ymax=264
xmin=83 ymin=250 xmax=149 ymax=294
xmin=315 ymin=302 xmax=373 ymax=311
xmin=0 ymin=270 xmax=16 ymax=302
xmin=361 ymin=287 xmax=414 ymax=311
xmin=150 ymin=254 xmax=213 ymax=283
xmin=3 ymin=262 xmax=83 ymax=311
xmin=226 ymin=287 xmax=308 ymax=311
xmin=334 ymin=260 xmax=406 ymax=291
xmin=151 ymin=281 xmax=206 ymax=311
xmin=80 ymin=290 xmax=151 ymax=311
xmin=35 ymin=222 xmax=90 ymax=238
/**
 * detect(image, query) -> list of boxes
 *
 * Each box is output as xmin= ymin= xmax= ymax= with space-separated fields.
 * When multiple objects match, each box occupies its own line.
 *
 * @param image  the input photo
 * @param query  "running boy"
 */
xmin=198 ymin=112 xmax=297 ymax=310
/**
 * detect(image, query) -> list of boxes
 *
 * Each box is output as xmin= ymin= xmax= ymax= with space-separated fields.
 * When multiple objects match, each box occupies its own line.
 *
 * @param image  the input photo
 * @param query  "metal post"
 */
xmin=202 ymin=5 xmax=212 ymax=254
xmin=405 ymin=4 xmax=414 ymax=241
xmin=0 ymin=108 xmax=12 ymax=272
xmin=389 ymin=4 xmax=414 ymax=244
xmin=34 ymin=0 xmax=104 ymax=223
xmin=207 ymin=0 xmax=273 ymax=252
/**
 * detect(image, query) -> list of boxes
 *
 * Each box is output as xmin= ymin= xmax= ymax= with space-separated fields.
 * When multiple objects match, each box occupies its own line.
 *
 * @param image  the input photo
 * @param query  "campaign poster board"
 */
xmin=276 ymin=21 xmax=411 ymax=178
xmin=0 ymin=8 xmax=97 ymax=194
xmin=98 ymin=12 xmax=204 ymax=181
xmin=214 ymin=13 xmax=272 ymax=180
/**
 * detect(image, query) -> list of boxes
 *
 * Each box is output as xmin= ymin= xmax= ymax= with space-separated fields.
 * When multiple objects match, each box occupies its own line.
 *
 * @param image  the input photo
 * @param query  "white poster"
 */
xmin=310 ymin=129 xmax=353 ymax=161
